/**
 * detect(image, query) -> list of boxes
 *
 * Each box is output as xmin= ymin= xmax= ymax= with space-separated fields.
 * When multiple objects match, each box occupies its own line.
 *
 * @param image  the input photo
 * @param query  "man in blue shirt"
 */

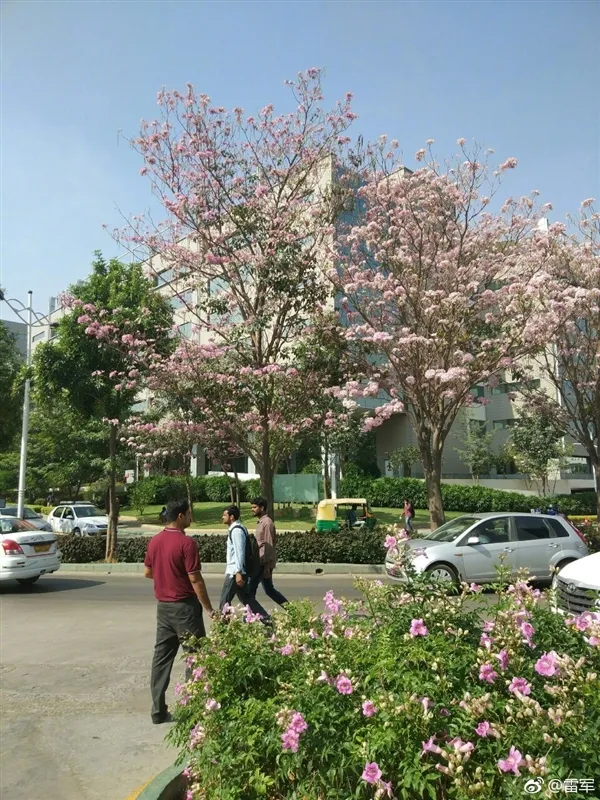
xmin=219 ymin=505 xmax=269 ymax=619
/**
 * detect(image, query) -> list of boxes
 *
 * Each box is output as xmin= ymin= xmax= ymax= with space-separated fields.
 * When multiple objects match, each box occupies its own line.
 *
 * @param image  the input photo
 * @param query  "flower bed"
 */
xmin=169 ymin=558 xmax=600 ymax=799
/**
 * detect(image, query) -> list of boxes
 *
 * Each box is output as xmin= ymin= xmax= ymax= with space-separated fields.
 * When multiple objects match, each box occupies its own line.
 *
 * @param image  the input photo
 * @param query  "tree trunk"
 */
xmin=184 ymin=458 xmax=194 ymax=522
xmin=233 ymin=470 xmax=240 ymax=506
xmin=403 ymin=462 xmax=411 ymax=478
xmin=416 ymin=430 xmax=445 ymax=530
xmin=260 ymin=422 xmax=275 ymax=520
xmin=595 ymin=466 xmax=600 ymax=520
xmin=105 ymin=424 xmax=118 ymax=562
xmin=322 ymin=440 xmax=330 ymax=499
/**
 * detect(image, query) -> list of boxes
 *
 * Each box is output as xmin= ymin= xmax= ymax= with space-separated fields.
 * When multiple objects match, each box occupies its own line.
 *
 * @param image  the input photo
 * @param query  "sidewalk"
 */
xmin=61 ymin=561 xmax=387 ymax=575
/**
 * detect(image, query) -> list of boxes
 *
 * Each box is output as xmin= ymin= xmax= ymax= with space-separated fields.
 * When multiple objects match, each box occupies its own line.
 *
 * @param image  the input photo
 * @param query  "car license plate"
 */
xmin=34 ymin=543 xmax=52 ymax=553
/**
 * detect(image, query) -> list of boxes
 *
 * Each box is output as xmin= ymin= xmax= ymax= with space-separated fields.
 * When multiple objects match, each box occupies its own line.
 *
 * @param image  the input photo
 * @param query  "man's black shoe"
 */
xmin=152 ymin=711 xmax=173 ymax=724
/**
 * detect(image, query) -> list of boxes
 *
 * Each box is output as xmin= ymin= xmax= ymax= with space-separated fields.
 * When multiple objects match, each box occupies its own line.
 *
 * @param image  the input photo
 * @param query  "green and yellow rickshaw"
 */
xmin=315 ymin=498 xmax=377 ymax=533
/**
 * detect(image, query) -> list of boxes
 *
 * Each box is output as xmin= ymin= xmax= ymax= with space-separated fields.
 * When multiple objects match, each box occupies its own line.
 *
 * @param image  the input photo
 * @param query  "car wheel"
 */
xmin=425 ymin=563 xmax=459 ymax=586
xmin=17 ymin=576 xmax=40 ymax=586
xmin=556 ymin=558 xmax=576 ymax=573
xmin=73 ymin=527 xmax=81 ymax=536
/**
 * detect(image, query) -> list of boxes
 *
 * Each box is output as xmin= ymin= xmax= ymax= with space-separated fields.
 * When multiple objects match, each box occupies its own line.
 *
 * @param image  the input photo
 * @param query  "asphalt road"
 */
xmin=0 ymin=573 xmax=373 ymax=800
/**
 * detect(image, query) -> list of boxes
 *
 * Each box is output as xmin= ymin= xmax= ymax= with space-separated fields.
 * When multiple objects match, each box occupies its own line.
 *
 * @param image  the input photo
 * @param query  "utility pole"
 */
xmin=1 ymin=289 xmax=54 ymax=518
xmin=16 ymin=292 xmax=33 ymax=519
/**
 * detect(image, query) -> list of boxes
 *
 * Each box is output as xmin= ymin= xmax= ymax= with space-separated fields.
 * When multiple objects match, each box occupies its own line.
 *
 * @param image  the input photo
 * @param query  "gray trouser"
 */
xmin=219 ymin=574 xmax=269 ymax=619
xmin=150 ymin=596 xmax=205 ymax=720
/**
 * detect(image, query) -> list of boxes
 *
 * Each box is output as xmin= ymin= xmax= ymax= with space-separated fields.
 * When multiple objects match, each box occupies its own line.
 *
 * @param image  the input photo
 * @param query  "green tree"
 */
xmin=508 ymin=408 xmax=572 ymax=496
xmin=34 ymin=253 xmax=173 ymax=560
xmin=0 ymin=320 xmax=23 ymax=451
xmin=388 ymin=445 xmax=420 ymax=478
xmin=25 ymin=394 xmax=108 ymax=500
xmin=455 ymin=420 xmax=494 ymax=483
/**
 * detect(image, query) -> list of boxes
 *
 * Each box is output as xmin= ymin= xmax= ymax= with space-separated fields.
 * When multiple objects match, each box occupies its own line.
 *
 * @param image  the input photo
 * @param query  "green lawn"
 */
xmin=121 ymin=502 xmax=464 ymax=531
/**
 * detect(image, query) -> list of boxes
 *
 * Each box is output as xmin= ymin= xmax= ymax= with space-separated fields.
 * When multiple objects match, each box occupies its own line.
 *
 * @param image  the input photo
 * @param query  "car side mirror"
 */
xmin=467 ymin=536 xmax=481 ymax=546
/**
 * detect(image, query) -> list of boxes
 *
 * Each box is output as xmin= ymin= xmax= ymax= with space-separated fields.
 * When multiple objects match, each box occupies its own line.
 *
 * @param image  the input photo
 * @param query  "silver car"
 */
xmin=385 ymin=513 xmax=589 ymax=585
xmin=0 ymin=506 xmax=53 ymax=532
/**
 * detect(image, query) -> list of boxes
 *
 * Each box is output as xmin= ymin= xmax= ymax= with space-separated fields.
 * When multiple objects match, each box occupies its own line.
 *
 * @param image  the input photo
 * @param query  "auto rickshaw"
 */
xmin=315 ymin=498 xmax=377 ymax=532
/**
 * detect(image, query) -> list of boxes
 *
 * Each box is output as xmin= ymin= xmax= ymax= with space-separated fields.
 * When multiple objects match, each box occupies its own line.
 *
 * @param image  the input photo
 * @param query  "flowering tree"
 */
xmin=106 ymin=69 xmax=359 ymax=514
xmin=329 ymin=142 xmax=556 ymax=528
xmin=35 ymin=254 xmax=173 ymax=560
xmin=518 ymin=200 xmax=600 ymax=514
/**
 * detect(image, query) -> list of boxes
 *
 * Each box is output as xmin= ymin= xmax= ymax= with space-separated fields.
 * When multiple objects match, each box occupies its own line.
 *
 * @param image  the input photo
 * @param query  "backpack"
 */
xmin=229 ymin=523 xmax=261 ymax=579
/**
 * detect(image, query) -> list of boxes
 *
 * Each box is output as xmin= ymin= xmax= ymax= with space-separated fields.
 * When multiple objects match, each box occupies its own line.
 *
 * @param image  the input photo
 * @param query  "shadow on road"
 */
xmin=0 ymin=578 xmax=106 ymax=594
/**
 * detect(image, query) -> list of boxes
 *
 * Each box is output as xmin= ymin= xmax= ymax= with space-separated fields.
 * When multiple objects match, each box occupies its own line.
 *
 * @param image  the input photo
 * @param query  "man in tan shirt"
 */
xmin=247 ymin=497 xmax=288 ymax=608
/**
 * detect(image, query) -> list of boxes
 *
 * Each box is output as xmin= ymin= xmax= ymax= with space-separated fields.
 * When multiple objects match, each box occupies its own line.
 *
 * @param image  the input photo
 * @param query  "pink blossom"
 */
xmin=496 ymin=649 xmax=509 ymax=671
xmin=469 ymin=583 xmax=483 ymax=593
xmin=192 ymin=667 xmax=205 ymax=681
xmin=535 ymin=651 xmax=560 ymax=677
xmin=362 ymin=700 xmax=378 ymax=717
xmin=479 ymin=663 xmax=498 ymax=684
xmin=409 ymin=618 xmax=428 ymax=637
xmin=289 ymin=712 xmax=308 ymax=734
xmin=334 ymin=675 xmax=353 ymax=695
xmin=384 ymin=535 xmax=397 ymax=550
xmin=361 ymin=762 xmax=382 ymax=784
xmin=280 ymin=644 xmax=295 ymax=655
xmin=281 ymin=729 xmax=300 ymax=752
xmin=205 ymin=698 xmax=221 ymax=712
xmin=498 ymin=746 xmax=525 ymax=776
xmin=475 ymin=721 xmax=492 ymax=737
xmin=508 ymin=677 xmax=531 ymax=696
xmin=449 ymin=737 xmax=474 ymax=754
xmin=421 ymin=736 xmax=442 ymax=756
xmin=520 ymin=621 xmax=535 ymax=646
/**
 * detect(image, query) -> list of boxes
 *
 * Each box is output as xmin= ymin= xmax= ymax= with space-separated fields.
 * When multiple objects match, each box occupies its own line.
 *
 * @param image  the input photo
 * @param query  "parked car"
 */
xmin=385 ymin=512 xmax=589 ymax=586
xmin=552 ymin=552 xmax=600 ymax=615
xmin=0 ymin=516 xmax=62 ymax=585
xmin=0 ymin=505 xmax=53 ymax=531
xmin=48 ymin=502 xmax=108 ymax=536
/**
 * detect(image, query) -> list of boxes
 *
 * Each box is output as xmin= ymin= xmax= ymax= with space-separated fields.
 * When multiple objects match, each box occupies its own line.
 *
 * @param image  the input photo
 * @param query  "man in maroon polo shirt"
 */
xmin=144 ymin=498 xmax=216 ymax=724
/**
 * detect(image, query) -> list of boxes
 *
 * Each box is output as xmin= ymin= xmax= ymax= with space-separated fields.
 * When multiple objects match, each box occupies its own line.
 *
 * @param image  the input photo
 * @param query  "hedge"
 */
xmin=57 ymin=529 xmax=387 ymax=565
xmin=122 ymin=475 xmax=263 ymax=506
xmin=339 ymin=474 xmax=598 ymax=515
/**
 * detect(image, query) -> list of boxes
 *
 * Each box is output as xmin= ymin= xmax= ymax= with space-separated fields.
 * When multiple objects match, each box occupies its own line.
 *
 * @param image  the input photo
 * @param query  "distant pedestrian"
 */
xmin=403 ymin=498 xmax=415 ymax=532
xmin=144 ymin=498 xmax=216 ymax=725
xmin=248 ymin=497 xmax=288 ymax=608
xmin=159 ymin=506 xmax=167 ymax=523
xmin=219 ymin=505 xmax=269 ymax=620
xmin=46 ymin=491 xmax=55 ymax=506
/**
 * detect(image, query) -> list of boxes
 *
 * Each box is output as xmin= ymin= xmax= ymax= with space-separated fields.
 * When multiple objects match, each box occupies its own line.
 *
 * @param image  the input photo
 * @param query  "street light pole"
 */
xmin=17 ymin=291 xmax=33 ymax=519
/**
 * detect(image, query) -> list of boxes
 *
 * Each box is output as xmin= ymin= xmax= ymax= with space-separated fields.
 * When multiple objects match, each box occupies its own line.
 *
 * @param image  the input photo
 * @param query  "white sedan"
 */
xmin=0 ymin=516 xmax=61 ymax=586
xmin=48 ymin=503 xmax=108 ymax=536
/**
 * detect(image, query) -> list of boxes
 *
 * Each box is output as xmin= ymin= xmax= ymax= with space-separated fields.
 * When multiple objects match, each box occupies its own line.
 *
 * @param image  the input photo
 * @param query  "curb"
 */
xmin=60 ymin=562 xmax=386 ymax=575
xmin=127 ymin=764 xmax=184 ymax=800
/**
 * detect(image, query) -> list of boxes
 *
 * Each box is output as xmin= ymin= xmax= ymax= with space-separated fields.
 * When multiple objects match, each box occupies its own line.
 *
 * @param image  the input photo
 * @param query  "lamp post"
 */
xmin=0 ymin=289 xmax=54 ymax=518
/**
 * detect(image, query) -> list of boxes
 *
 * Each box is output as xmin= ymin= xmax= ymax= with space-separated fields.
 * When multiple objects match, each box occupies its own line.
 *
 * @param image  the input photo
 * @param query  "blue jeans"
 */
xmin=404 ymin=515 xmax=413 ymax=531
xmin=248 ymin=566 xmax=288 ymax=608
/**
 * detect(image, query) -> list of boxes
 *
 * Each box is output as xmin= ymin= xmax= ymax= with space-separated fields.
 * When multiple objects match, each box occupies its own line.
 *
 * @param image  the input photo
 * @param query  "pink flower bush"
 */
xmin=384 ymin=535 xmax=397 ymax=550
xmin=409 ymin=618 xmax=428 ymax=637
xmin=280 ymin=644 xmax=295 ymax=655
xmin=205 ymin=698 xmax=221 ymax=712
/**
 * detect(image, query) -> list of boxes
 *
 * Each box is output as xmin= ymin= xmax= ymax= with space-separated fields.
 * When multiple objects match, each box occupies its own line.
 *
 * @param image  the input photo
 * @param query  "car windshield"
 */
xmin=422 ymin=517 xmax=479 ymax=542
xmin=3 ymin=506 xmax=41 ymax=519
xmin=73 ymin=506 xmax=104 ymax=518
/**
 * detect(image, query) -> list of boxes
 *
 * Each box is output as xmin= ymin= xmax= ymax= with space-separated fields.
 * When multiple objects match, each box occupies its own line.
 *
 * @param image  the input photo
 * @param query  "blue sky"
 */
xmin=2 ymin=0 xmax=598 ymax=319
